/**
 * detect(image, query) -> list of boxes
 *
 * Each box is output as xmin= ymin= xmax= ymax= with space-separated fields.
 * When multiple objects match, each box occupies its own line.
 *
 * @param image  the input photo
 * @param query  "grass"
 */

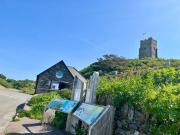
xmin=19 ymin=89 xmax=71 ymax=129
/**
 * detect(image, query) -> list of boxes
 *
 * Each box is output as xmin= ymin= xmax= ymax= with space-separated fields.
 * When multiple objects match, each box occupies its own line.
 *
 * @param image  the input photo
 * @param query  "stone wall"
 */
xmin=114 ymin=104 xmax=151 ymax=135
xmin=97 ymin=95 xmax=151 ymax=135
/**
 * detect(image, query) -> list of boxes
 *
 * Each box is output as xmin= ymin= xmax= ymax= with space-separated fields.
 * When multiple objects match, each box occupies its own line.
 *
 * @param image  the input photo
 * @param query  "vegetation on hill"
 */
xmin=0 ymin=78 xmax=12 ymax=88
xmin=97 ymin=68 xmax=180 ymax=134
xmin=81 ymin=54 xmax=180 ymax=78
xmin=81 ymin=54 xmax=179 ymax=134
xmin=0 ymin=74 xmax=35 ymax=94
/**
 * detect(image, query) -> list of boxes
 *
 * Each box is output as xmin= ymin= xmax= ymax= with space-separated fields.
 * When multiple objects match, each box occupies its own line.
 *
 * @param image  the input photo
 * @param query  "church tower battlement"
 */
xmin=139 ymin=37 xmax=158 ymax=59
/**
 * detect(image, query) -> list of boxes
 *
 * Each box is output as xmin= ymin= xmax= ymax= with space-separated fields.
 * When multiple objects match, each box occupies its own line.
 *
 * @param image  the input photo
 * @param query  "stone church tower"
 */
xmin=139 ymin=37 xmax=158 ymax=59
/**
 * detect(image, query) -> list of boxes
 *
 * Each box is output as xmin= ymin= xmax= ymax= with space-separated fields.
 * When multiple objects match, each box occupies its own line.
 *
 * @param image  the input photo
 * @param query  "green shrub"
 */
xmin=58 ymin=88 xmax=71 ymax=99
xmin=142 ymin=68 xmax=180 ymax=86
xmin=51 ymin=111 xmax=68 ymax=129
xmin=75 ymin=124 xmax=88 ymax=135
xmin=25 ymin=91 xmax=62 ymax=119
xmin=21 ymin=87 xmax=35 ymax=95
xmin=97 ymin=68 xmax=180 ymax=134
xmin=19 ymin=89 xmax=71 ymax=129
xmin=7 ymin=79 xmax=35 ymax=91
xmin=0 ymin=78 xmax=12 ymax=88
xmin=18 ymin=110 xmax=30 ymax=118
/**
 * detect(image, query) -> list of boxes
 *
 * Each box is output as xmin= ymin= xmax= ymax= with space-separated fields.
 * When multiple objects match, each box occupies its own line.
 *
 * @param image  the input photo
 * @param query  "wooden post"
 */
xmin=85 ymin=72 xmax=99 ymax=104
xmin=71 ymin=76 xmax=84 ymax=101
xmin=85 ymin=72 xmax=114 ymax=135
xmin=66 ymin=76 xmax=84 ymax=134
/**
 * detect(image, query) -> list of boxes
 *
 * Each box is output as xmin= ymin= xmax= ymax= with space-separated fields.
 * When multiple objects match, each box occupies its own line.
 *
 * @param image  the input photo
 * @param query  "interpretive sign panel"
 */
xmin=47 ymin=98 xmax=78 ymax=113
xmin=73 ymin=103 xmax=105 ymax=125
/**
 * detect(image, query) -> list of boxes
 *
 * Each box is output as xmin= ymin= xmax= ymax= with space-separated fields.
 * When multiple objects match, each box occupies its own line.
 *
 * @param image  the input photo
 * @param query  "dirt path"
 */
xmin=5 ymin=117 xmax=69 ymax=135
xmin=0 ymin=88 xmax=32 ymax=134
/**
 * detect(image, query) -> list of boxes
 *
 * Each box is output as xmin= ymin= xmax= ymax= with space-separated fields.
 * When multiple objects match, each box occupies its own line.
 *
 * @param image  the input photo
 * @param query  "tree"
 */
xmin=0 ymin=74 xmax=6 ymax=80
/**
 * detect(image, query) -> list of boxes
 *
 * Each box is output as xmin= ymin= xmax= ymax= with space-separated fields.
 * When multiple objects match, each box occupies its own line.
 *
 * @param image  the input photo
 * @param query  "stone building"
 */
xmin=139 ymin=37 xmax=158 ymax=59
xmin=35 ymin=60 xmax=87 ymax=94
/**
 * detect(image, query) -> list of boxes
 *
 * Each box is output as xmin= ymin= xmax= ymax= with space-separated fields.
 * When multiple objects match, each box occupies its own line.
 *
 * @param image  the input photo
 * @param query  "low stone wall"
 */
xmin=114 ymin=104 xmax=151 ymax=135
xmin=97 ymin=95 xmax=151 ymax=135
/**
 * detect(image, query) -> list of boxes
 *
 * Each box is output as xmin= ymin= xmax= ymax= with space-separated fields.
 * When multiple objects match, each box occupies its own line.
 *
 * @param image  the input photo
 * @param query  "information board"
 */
xmin=73 ymin=103 xmax=105 ymax=125
xmin=47 ymin=98 xmax=78 ymax=113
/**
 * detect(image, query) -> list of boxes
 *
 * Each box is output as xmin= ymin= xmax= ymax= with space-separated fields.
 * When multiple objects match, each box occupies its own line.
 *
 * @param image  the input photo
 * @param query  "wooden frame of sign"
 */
xmin=70 ymin=104 xmax=114 ymax=135
xmin=66 ymin=76 xmax=85 ymax=134
xmin=72 ymin=103 xmax=105 ymax=126
xmin=65 ymin=72 xmax=114 ymax=135
xmin=88 ymin=105 xmax=115 ymax=135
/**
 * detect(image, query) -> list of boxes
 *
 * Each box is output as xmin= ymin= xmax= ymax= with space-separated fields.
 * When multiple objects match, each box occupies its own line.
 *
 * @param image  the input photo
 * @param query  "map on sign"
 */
xmin=47 ymin=98 xmax=78 ymax=113
xmin=73 ymin=103 xmax=105 ymax=125
xmin=47 ymin=99 xmax=63 ymax=109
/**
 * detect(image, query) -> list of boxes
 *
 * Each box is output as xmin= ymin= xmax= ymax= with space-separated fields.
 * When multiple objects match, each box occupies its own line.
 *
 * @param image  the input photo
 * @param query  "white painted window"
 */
xmin=51 ymin=83 xmax=59 ymax=90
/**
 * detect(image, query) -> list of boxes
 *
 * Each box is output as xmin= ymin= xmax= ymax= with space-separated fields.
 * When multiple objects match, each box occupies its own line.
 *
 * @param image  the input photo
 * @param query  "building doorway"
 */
xmin=59 ymin=82 xmax=71 ymax=90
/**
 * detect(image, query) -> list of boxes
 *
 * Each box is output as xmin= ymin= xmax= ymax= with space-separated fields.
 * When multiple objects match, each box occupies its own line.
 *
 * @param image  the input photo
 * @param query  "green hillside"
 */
xmin=0 ymin=73 xmax=35 ymax=94
xmin=81 ymin=54 xmax=180 ymax=134
xmin=81 ymin=54 xmax=180 ymax=78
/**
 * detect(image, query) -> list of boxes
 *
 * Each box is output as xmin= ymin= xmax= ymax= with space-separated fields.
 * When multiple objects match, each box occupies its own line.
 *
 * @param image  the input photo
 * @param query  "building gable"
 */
xmin=35 ymin=60 xmax=74 ymax=93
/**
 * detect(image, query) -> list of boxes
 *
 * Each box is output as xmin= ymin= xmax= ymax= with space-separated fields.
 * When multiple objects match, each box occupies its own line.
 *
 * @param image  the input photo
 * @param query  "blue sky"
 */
xmin=0 ymin=0 xmax=180 ymax=80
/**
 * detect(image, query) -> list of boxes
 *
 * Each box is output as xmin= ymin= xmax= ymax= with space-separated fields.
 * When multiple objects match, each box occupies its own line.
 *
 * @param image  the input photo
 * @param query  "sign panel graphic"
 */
xmin=47 ymin=98 xmax=78 ymax=113
xmin=73 ymin=103 xmax=105 ymax=125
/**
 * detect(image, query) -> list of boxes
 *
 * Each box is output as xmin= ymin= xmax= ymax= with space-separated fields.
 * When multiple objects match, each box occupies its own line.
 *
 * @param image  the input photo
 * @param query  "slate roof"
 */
xmin=67 ymin=66 xmax=87 ymax=83
xmin=37 ymin=60 xmax=87 ymax=83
